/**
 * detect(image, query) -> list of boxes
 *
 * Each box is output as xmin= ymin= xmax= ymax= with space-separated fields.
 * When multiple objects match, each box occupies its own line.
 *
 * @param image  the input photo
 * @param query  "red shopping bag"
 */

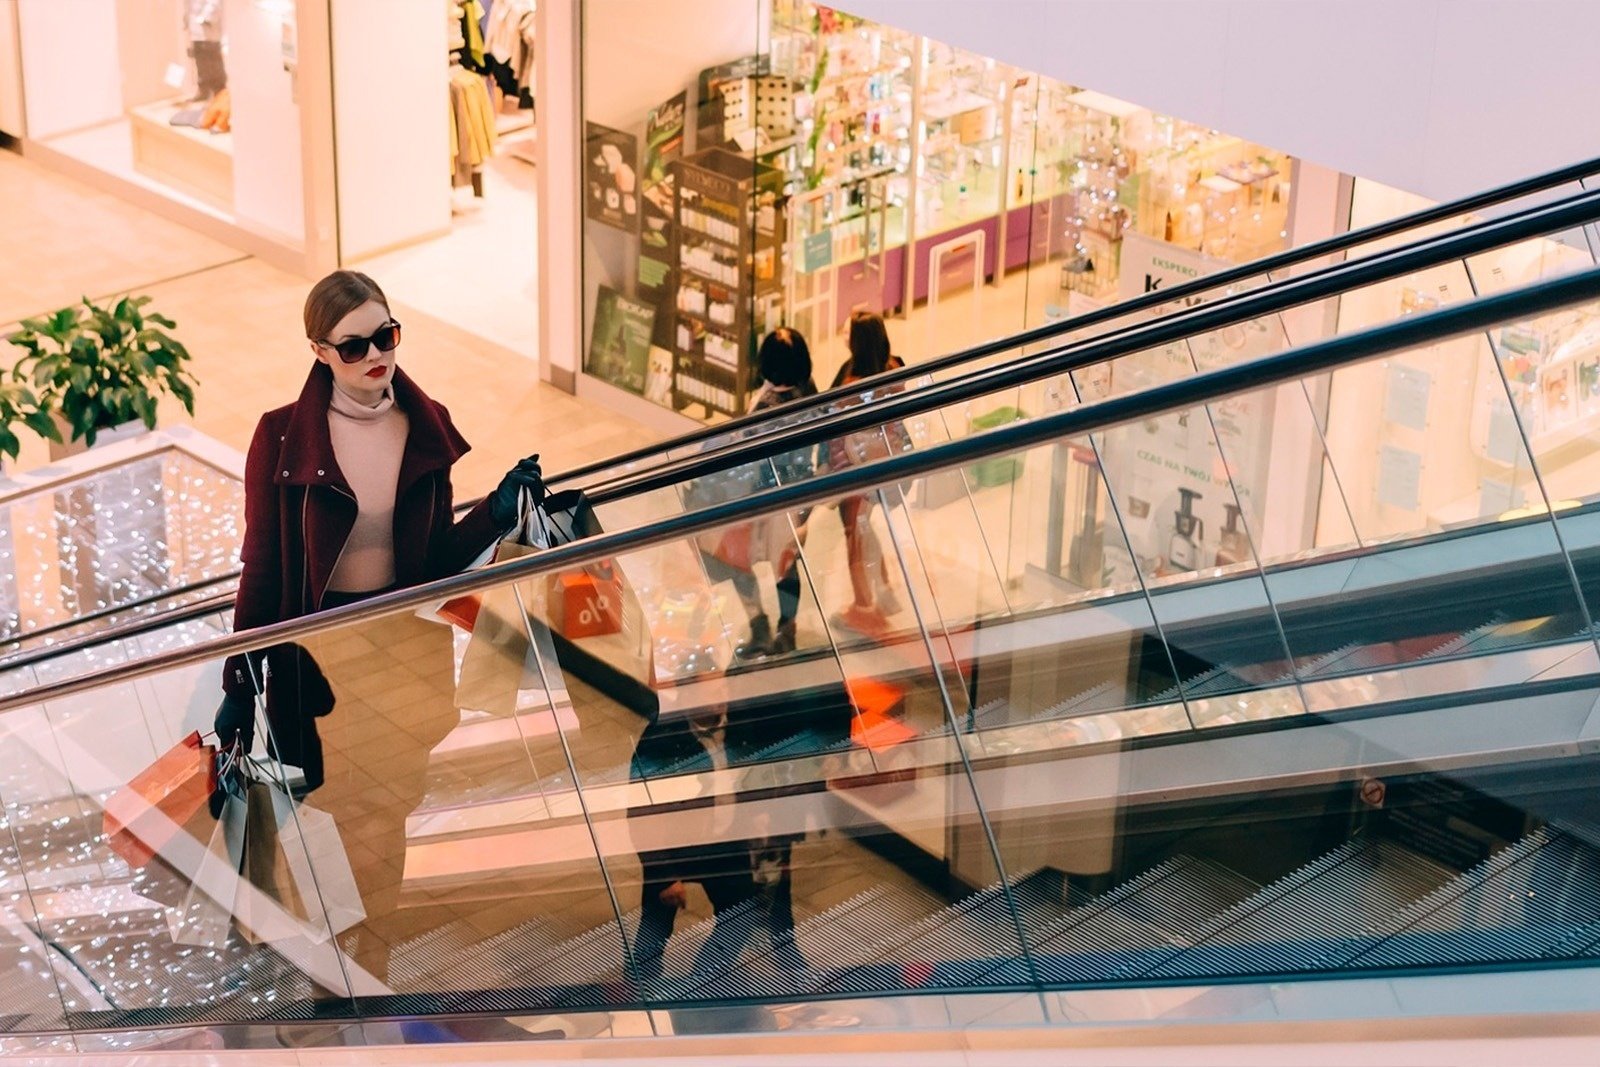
xmin=102 ymin=731 xmax=218 ymax=868
xmin=847 ymin=678 xmax=913 ymax=752
xmin=548 ymin=567 xmax=624 ymax=638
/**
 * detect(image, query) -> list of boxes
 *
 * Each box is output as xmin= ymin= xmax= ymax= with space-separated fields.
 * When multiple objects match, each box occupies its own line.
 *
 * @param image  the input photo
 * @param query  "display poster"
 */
xmin=585 ymin=123 xmax=639 ymax=233
xmin=588 ymin=287 xmax=656 ymax=396
xmin=1384 ymin=364 xmax=1432 ymax=431
xmin=1092 ymin=235 xmax=1280 ymax=586
xmin=1377 ymin=445 xmax=1423 ymax=511
xmin=639 ymin=91 xmax=686 ymax=303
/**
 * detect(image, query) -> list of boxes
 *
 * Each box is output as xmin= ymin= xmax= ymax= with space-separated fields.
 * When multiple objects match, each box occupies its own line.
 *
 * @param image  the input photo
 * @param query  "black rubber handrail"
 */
xmin=551 ymin=153 xmax=1600 ymax=487
xmin=5 ymin=263 xmax=1597 ymax=715
xmin=8 ymin=180 xmax=1599 ymax=670
xmin=583 ymin=185 xmax=1600 ymax=504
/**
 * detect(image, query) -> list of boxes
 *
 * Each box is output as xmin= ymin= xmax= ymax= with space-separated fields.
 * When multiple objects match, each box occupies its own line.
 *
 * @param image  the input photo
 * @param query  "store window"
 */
xmin=1319 ymin=179 xmax=1600 ymax=547
xmin=579 ymin=0 xmax=1297 ymax=422
xmin=15 ymin=0 xmax=311 ymax=251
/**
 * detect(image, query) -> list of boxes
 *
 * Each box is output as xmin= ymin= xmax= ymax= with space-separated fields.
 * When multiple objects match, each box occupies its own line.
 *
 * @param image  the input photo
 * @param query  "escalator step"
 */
xmin=1023 ymin=858 xmax=1259 ymax=985
xmin=1353 ymin=831 xmax=1600 ymax=970
xmin=1137 ymin=838 xmax=1452 ymax=980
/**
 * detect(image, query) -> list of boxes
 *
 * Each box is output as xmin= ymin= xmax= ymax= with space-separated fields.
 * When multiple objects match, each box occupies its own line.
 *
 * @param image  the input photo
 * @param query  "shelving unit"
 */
xmin=670 ymin=147 xmax=787 ymax=418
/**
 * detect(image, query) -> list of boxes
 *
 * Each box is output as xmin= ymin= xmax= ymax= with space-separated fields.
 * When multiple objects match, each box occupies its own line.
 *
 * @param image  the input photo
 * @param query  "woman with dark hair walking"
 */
xmin=824 ymin=310 xmax=907 ymax=635
xmin=700 ymin=327 xmax=818 ymax=658
xmin=215 ymin=270 xmax=544 ymax=985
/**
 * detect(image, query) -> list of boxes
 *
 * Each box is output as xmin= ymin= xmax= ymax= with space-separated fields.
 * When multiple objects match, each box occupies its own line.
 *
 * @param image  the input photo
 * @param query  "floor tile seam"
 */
xmin=0 ymin=254 xmax=255 ymax=334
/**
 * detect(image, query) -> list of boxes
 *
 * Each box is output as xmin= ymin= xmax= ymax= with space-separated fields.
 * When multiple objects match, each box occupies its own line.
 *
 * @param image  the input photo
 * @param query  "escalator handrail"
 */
xmin=45 ymin=178 xmax=1595 ymax=664
xmin=8 ymin=185 xmax=1599 ymax=686
xmin=584 ymin=185 xmax=1600 ymax=504
xmin=551 ymin=153 xmax=1600 ymax=488
xmin=4 ymin=264 xmax=1597 ymax=716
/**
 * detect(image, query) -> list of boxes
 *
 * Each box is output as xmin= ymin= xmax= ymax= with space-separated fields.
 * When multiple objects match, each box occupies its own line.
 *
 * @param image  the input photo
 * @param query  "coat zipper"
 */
xmin=308 ymin=484 xmax=358 ymax=613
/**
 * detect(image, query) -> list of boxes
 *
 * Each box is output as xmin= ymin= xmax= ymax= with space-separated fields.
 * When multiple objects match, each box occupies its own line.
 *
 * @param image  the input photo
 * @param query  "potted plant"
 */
xmin=0 ymin=378 xmax=60 ymax=467
xmin=7 ymin=295 xmax=198 ymax=458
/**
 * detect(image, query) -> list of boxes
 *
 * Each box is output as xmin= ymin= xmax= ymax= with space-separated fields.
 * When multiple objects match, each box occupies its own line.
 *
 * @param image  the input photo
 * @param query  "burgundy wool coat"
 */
xmin=223 ymin=362 xmax=502 ymax=786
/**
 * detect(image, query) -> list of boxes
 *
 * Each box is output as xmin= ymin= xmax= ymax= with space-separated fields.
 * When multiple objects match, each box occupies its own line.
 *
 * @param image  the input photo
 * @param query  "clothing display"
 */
xmin=448 ymin=0 xmax=487 ymax=70
xmin=483 ymin=0 xmax=536 ymax=108
xmin=448 ymin=66 xmax=498 ymax=195
xmin=184 ymin=0 xmax=227 ymax=100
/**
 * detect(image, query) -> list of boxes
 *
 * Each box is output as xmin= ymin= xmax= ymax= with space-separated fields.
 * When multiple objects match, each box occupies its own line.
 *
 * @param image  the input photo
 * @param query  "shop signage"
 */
xmin=801 ymin=229 xmax=833 ymax=274
xmin=1117 ymin=232 xmax=1233 ymax=309
xmin=586 ymin=123 xmax=639 ymax=233
xmin=639 ymin=92 xmax=687 ymax=300
xmin=588 ymin=286 xmax=656 ymax=396
xmin=1093 ymin=234 xmax=1280 ymax=586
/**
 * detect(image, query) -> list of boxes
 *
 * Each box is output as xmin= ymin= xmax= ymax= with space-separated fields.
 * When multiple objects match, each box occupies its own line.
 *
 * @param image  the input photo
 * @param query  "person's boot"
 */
xmin=735 ymin=614 xmax=772 ymax=660
xmin=768 ymin=618 xmax=797 ymax=655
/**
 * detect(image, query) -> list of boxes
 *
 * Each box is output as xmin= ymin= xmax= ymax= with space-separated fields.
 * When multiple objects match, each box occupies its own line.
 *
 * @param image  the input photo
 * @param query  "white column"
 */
xmin=536 ymin=0 xmax=582 ymax=392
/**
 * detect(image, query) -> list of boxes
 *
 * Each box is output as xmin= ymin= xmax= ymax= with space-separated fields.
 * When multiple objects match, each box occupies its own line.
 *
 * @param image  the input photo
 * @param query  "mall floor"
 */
xmin=0 ymin=146 xmax=661 ymax=499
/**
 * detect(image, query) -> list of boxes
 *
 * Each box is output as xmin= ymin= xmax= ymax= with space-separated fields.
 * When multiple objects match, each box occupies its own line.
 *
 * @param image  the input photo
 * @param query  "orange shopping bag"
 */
xmin=102 ymin=731 xmax=218 ymax=868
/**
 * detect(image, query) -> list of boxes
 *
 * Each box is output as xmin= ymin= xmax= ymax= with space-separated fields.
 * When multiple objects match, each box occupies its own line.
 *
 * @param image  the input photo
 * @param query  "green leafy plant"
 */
xmin=0 ymin=379 xmax=59 ymax=462
xmin=7 ymin=295 xmax=197 ymax=447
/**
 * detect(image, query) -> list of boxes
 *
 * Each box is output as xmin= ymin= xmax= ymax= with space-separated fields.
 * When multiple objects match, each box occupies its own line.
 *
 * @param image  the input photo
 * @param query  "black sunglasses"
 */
xmin=319 ymin=320 xmax=402 ymax=363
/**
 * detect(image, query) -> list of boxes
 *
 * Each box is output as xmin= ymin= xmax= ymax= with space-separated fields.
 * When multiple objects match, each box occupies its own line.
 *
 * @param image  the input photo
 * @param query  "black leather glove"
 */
xmin=488 ymin=454 xmax=544 ymax=530
xmin=214 ymin=689 xmax=255 ymax=753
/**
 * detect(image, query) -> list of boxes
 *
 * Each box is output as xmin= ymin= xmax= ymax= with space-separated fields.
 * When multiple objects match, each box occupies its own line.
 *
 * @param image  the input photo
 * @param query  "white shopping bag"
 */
xmin=269 ymin=789 xmax=366 ymax=944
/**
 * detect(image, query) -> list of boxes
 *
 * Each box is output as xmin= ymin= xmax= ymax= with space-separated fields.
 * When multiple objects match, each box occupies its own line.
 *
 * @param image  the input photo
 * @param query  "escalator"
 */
xmin=2 ymin=169 xmax=1600 ymax=1046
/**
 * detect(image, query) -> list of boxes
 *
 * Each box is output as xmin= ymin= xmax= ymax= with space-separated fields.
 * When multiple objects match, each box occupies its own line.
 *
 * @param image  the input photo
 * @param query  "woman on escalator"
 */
xmin=698 ymin=327 xmax=818 ymax=658
xmin=824 ymin=310 xmax=909 ymax=636
xmin=214 ymin=269 xmax=543 ymax=986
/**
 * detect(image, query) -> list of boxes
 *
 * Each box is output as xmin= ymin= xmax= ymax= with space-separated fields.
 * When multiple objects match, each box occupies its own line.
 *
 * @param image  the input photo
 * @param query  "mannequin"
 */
xmin=185 ymin=0 xmax=227 ymax=101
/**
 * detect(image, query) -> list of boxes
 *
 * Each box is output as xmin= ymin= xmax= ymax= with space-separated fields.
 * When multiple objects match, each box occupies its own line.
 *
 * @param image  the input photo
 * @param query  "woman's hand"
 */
xmin=489 ymin=454 xmax=544 ymax=530
xmin=214 ymin=690 xmax=255 ymax=753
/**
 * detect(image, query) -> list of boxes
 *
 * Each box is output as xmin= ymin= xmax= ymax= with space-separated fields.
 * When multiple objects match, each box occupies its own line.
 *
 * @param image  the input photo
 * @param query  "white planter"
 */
xmin=47 ymin=418 xmax=148 ymax=462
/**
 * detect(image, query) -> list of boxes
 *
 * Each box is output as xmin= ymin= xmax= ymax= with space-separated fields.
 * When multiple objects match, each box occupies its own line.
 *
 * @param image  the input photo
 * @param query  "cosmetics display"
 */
xmin=584 ymin=0 xmax=1300 ymax=422
xmin=670 ymin=148 xmax=788 ymax=417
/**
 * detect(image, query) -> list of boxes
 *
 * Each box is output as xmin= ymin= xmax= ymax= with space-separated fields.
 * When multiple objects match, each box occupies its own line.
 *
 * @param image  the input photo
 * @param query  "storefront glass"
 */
xmin=16 ymin=0 xmax=314 ymax=251
xmin=579 ymin=0 xmax=1297 ymax=420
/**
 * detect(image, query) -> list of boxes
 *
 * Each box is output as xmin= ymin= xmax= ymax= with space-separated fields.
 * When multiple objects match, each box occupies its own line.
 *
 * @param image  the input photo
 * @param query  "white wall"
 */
xmin=225 ymin=0 xmax=303 ymax=243
xmin=840 ymin=0 xmax=1600 ymax=201
xmin=0 ymin=0 xmax=24 ymax=137
xmin=582 ymin=0 xmax=765 ymax=136
xmin=17 ymin=0 xmax=123 ymax=138
xmin=330 ymin=0 xmax=450 ymax=260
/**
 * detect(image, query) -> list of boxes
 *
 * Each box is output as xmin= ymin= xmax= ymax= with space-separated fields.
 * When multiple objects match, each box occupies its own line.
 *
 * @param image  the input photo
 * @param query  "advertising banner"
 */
xmin=586 ymin=123 xmax=639 ymax=233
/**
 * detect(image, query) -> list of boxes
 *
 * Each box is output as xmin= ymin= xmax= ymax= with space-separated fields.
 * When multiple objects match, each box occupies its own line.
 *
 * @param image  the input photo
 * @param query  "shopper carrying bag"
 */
xmin=692 ymin=328 xmax=819 ymax=660
xmin=217 ymin=269 xmax=546 ymax=983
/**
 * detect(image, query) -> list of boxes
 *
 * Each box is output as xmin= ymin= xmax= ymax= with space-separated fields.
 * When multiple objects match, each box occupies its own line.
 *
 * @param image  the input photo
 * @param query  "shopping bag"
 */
xmin=164 ymin=798 xmax=246 ymax=948
xmin=232 ymin=779 xmax=310 ymax=945
xmin=548 ymin=569 xmax=623 ymax=638
xmin=455 ymin=489 xmax=567 ymax=716
xmin=102 ymin=731 xmax=218 ymax=869
xmin=268 ymin=789 xmax=366 ymax=943
xmin=456 ymin=488 xmax=648 ymax=711
xmin=699 ymin=512 xmax=800 ymax=576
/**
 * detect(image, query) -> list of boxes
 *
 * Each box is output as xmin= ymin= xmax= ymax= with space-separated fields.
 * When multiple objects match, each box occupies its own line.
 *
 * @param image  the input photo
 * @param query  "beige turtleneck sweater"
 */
xmin=326 ymin=383 xmax=410 ymax=592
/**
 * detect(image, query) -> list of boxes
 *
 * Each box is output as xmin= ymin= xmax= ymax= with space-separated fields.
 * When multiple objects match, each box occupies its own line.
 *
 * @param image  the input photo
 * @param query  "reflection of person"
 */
xmin=699 ymin=328 xmax=817 ymax=658
xmin=215 ymin=270 xmax=545 ymax=984
xmin=824 ymin=311 xmax=907 ymax=635
xmin=627 ymin=692 xmax=805 ymax=984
